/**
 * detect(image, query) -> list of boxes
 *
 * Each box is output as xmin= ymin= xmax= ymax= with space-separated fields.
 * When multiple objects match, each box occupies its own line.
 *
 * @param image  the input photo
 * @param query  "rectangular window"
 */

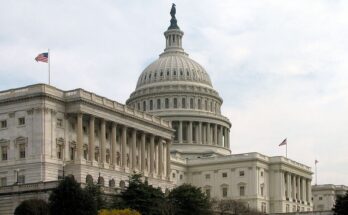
xmin=19 ymin=144 xmax=25 ymax=158
xmin=222 ymin=172 xmax=227 ymax=178
xmin=157 ymin=99 xmax=161 ymax=109
xmin=1 ymin=146 xmax=8 ymax=160
xmin=260 ymin=171 xmax=264 ymax=177
xmin=319 ymin=196 xmax=323 ymax=200
xmin=18 ymin=117 xmax=25 ymax=126
xmin=56 ymin=119 xmax=63 ymax=127
xmin=205 ymin=189 xmax=211 ymax=198
xmin=0 ymin=177 xmax=7 ymax=186
xmin=261 ymin=186 xmax=264 ymax=196
xmin=0 ymin=120 xmax=7 ymax=129
xmin=18 ymin=175 xmax=25 ymax=184
xmin=240 ymin=186 xmax=245 ymax=196
xmin=57 ymin=145 xmax=63 ymax=159
xmin=222 ymin=187 xmax=228 ymax=197
xmin=70 ymin=147 xmax=75 ymax=160
xmin=239 ymin=171 xmax=245 ymax=176
xmin=205 ymin=174 xmax=210 ymax=179
xmin=182 ymin=98 xmax=186 ymax=108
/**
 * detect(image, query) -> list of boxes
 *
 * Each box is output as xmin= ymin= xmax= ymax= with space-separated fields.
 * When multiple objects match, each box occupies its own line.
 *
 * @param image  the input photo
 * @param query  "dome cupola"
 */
xmin=127 ymin=4 xmax=231 ymax=158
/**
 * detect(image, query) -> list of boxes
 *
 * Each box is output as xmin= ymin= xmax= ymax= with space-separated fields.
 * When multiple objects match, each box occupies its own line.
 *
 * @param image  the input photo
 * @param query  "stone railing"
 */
xmin=270 ymin=156 xmax=311 ymax=171
xmin=0 ymin=181 xmax=59 ymax=194
xmin=0 ymin=84 xmax=171 ymax=128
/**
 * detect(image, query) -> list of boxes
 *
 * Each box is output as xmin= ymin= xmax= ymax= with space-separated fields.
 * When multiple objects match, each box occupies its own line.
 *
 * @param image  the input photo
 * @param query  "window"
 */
xmin=143 ymin=101 xmax=146 ymax=111
xmin=260 ymin=171 xmax=264 ymax=177
xmin=83 ymin=126 xmax=87 ymax=134
xmin=58 ymin=170 xmax=64 ymax=180
xmin=205 ymin=189 xmax=211 ymax=198
xmin=173 ymin=98 xmax=177 ymax=108
xmin=172 ymin=173 xmax=176 ymax=178
xmin=261 ymin=202 xmax=266 ymax=213
xmin=239 ymin=171 xmax=245 ymax=176
xmin=240 ymin=186 xmax=245 ymax=196
xmin=70 ymin=147 xmax=75 ymax=160
xmin=222 ymin=172 xmax=227 ymax=178
xmin=0 ymin=120 xmax=7 ymax=129
xmin=180 ymin=174 xmax=183 ymax=180
xmin=83 ymin=148 xmax=88 ymax=160
xmin=157 ymin=99 xmax=161 ymax=109
xmin=286 ymin=204 xmax=290 ymax=212
xmin=57 ymin=144 xmax=63 ymax=159
xmin=18 ymin=117 xmax=25 ymax=126
xmin=222 ymin=187 xmax=228 ymax=197
xmin=190 ymin=98 xmax=194 ymax=109
xmin=198 ymin=99 xmax=202 ymax=109
xmin=182 ymin=98 xmax=186 ymax=108
xmin=205 ymin=174 xmax=210 ymax=179
xmin=57 ymin=119 xmax=63 ymax=127
xmin=260 ymin=186 xmax=264 ymax=196
xmin=205 ymin=100 xmax=208 ymax=110
xmin=1 ymin=146 xmax=7 ymax=161
xmin=19 ymin=144 xmax=25 ymax=158
xmin=18 ymin=175 xmax=25 ymax=184
xmin=319 ymin=196 xmax=323 ymax=200
xmin=165 ymin=98 xmax=169 ymax=109
xmin=0 ymin=177 xmax=7 ymax=186
xmin=150 ymin=100 xmax=153 ymax=110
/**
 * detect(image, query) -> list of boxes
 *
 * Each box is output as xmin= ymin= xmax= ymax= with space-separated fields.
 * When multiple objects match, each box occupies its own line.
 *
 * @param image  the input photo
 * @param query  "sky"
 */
xmin=1 ymin=0 xmax=348 ymax=185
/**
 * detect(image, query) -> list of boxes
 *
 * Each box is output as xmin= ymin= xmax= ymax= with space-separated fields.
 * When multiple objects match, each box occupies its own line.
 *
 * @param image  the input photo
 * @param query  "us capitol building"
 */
xmin=0 ymin=5 xmax=313 ymax=214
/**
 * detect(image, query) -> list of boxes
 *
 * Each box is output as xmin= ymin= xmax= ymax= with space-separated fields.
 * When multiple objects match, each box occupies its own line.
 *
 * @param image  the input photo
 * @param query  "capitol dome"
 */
xmin=127 ymin=4 xmax=231 ymax=157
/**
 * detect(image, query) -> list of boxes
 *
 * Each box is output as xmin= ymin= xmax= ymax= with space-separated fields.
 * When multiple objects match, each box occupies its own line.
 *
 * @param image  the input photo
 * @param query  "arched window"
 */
xmin=182 ymin=98 xmax=186 ymax=108
xmin=198 ymin=99 xmax=202 ymax=110
xmin=190 ymin=98 xmax=194 ymax=109
xmin=157 ymin=99 xmax=161 ymax=109
xmin=210 ymin=101 xmax=213 ymax=112
xmin=150 ymin=100 xmax=153 ymax=110
xmin=98 ymin=176 xmax=104 ymax=186
xmin=205 ymin=100 xmax=208 ymax=110
xmin=165 ymin=98 xmax=169 ymax=109
xmin=173 ymin=70 xmax=176 ymax=76
xmin=173 ymin=98 xmax=177 ymax=108
xmin=120 ymin=180 xmax=126 ymax=190
xmin=86 ymin=174 xmax=93 ymax=185
xmin=143 ymin=101 xmax=146 ymax=111
xmin=109 ymin=179 xmax=115 ymax=187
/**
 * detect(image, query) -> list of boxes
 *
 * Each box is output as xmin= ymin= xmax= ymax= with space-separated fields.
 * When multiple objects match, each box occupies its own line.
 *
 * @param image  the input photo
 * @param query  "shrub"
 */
xmin=14 ymin=199 xmax=49 ymax=215
xmin=99 ymin=208 xmax=141 ymax=215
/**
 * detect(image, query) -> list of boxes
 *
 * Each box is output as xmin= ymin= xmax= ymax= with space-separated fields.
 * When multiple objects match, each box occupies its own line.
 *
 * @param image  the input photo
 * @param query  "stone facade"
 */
xmin=312 ymin=184 xmax=348 ymax=211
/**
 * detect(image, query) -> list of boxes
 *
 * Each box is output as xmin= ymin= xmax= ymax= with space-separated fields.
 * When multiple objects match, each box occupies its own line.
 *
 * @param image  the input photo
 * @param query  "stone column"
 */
xmin=292 ymin=175 xmax=296 ymax=200
xmin=100 ymin=119 xmax=106 ymax=164
xmin=302 ymin=178 xmax=306 ymax=202
xmin=214 ymin=124 xmax=218 ymax=145
xmin=287 ymin=173 xmax=292 ymax=200
xmin=188 ymin=121 xmax=192 ymax=144
xmin=111 ymin=123 xmax=117 ymax=166
xmin=141 ymin=132 xmax=146 ymax=172
xmin=297 ymin=176 xmax=301 ymax=201
xmin=150 ymin=135 xmax=155 ymax=176
xmin=131 ymin=129 xmax=137 ymax=170
xmin=166 ymin=139 xmax=171 ymax=179
xmin=224 ymin=127 xmax=228 ymax=147
xmin=121 ymin=126 xmax=127 ymax=168
xmin=76 ymin=113 xmax=83 ymax=160
xmin=227 ymin=129 xmax=230 ymax=148
xmin=207 ymin=123 xmax=211 ymax=145
xmin=158 ymin=138 xmax=163 ymax=178
xmin=202 ymin=124 xmax=206 ymax=144
xmin=218 ymin=125 xmax=223 ymax=146
xmin=307 ymin=180 xmax=312 ymax=203
xmin=88 ymin=116 xmax=95 ymax=162
xmin=178 ymin=121 xmax=183 ymax=143
xmin=198 ymin=122 xmax=202 ymax=144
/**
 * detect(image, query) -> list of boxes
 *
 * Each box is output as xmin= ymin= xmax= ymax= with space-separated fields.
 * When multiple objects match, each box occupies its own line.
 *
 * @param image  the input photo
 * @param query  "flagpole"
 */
xmin=48 ymin=49 xmax=50 ymax=85
xmin=315 ymin=160 xmax=317 ymax=185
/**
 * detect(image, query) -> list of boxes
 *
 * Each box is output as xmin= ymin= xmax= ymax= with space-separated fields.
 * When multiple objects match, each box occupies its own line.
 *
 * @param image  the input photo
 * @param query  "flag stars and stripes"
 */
xmin=35 ymin=52 xmax=49 ymax=63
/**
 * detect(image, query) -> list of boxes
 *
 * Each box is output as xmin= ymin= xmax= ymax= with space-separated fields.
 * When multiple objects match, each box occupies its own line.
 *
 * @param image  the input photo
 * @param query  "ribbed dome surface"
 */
xmin=136 ymin=53 xmax=213 ymax=89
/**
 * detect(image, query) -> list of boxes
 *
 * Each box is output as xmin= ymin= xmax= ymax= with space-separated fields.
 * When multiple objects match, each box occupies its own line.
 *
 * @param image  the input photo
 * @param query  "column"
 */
xmin=188 ymin=121 xmax=192 ymax=144
xmin=198 ymin=122 xmax=202 ymax=144
xmin=227 ymin=129 xmax=230 ymax=148
xmin=158 ymin=138 xmax=163 ymax=178
xmin=302 ymin=178 xmax=307 ymax=203
xmin=111 ymin=123 xmax=117 ymax=166
xmin=88 ymin=116 xmax=95 ymax=162
xmin=218 ymin=125 xmax=223 ymax=146
xmin=141 ymin=132 xmax=146 ymax=172
xmin=166 ymin=139 xmax=171 ymax=179
xmin=207 ymin=123 xmax=211 ymax=145
xmin=287 ymin=173 xmax=292 ymax=200
xmin=307 ymin=180 xmax=312 ymax=203
xmin=121 ymin=126 xmax=127 ymax=168
xmin=224 ymin=127 xmax=228 ymax=147
xmin=202 ymin=124 xmax=206 ymax=144
xmin=297 ymin=176 xmax=301 ymax=201
xmin=100 ymin=119 xmax=106 ymax=164
xmin=150 ymin=135 xmax=155 ymax=176
xmin=292 ymin=175 xmax=296 ymax=200
xmin=214 ymin=124 xmax=218 ymax=145
xmin=178 ymin=121 xmax=183 ymax=143
xmin=76 ymin=113 xmax=83 ymax=160
xmin=131 ymin=129 xmax=137 ymax=170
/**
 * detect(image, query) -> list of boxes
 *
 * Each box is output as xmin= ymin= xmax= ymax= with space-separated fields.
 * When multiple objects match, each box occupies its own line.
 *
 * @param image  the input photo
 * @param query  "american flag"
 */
xmin=35 ymin=52 xmax=49 ymax=63
xmin=279 ymin=138 xmax=287 ymax=146
xmin=315 ymin=159 xmax=319 ymax=164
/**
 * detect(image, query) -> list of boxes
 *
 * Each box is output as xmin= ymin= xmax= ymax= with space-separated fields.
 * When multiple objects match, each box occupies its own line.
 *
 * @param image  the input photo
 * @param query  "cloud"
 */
xmin=0 ymin=0 xmax=348 ymax=185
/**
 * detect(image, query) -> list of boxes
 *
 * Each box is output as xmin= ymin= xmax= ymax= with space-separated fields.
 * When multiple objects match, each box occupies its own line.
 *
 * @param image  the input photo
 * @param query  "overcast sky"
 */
xmin=1 ymin=0 xmax=347 ymax=185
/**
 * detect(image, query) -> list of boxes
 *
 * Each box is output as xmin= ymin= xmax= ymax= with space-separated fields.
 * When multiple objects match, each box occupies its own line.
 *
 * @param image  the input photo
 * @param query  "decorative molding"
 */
xmin=69 ymin=140 xmax=76 ymax=148
xmin=56 ymin=138 xmax=65 ymax=146
xmin=0 ymin=138 xmax=10 ymax=146
xmin=26 ymin=109 xmax=34 ymax=115
xmin=14 ymin=136 xmax=28 ymax=147
xmin=8 ymin=112 xmax=15 ymax=118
